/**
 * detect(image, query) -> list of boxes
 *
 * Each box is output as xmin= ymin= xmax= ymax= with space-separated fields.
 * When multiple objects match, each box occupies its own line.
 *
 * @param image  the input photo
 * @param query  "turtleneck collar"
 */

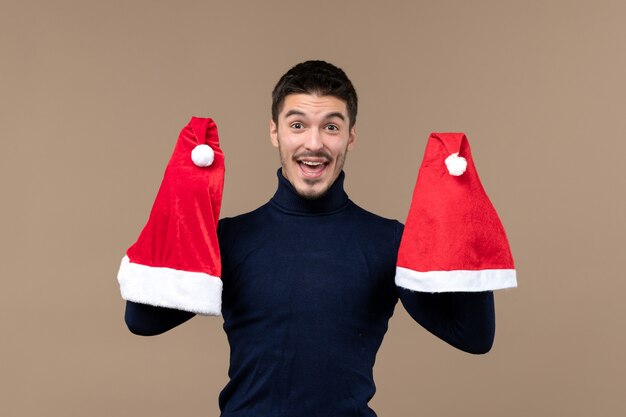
xmin=269 ymin=169 xmax=350 ymax=215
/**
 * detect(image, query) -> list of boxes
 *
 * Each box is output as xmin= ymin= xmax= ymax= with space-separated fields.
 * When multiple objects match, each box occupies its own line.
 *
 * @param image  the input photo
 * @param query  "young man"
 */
xmin=124 ymin=61 xmax=495 ymax=417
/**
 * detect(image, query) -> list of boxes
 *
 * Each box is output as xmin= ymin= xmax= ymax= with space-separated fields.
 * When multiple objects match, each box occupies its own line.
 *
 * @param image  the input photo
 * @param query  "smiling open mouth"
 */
xmin=297 ymin=159 xmax=329 ymax=177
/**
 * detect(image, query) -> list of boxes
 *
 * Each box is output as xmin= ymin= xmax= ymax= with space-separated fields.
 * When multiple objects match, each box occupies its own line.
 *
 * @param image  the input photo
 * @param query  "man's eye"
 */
xmin=326 ymin=124 xmax=339 ymax=131
xmin=291 ymin=122 xmax=304 ymax=129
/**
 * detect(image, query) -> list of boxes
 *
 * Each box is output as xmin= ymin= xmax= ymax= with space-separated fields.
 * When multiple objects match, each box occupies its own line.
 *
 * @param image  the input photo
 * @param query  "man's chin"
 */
xmin=283 ymin=166 xmax=338 ymax=200
xmin=299 ymin=191 xmax=328 ymax=201
xmin=295 ymin=185 xmax=328 ymax=200
xmin=292 ymin=178 xmax=331 ymax=200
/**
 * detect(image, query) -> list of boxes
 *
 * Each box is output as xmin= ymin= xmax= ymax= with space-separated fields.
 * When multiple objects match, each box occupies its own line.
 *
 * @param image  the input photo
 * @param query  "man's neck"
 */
xmin=270 ymin=169 xmax=349 ymax=215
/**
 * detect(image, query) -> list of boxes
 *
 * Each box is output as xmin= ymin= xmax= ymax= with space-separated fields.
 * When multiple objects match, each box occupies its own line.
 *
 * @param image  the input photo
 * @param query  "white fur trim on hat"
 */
xmin=117 ymin=255 xmax=222 ymax=315
xmin=395 ymin=266 xmax=517 ymax=292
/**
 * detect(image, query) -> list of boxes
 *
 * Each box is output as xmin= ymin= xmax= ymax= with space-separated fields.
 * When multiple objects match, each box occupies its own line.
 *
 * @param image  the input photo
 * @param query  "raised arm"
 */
xmin=117 ymin=117 xmax=225 ymax=332
xmin=398 ymin=288 xmax=495 ymax=354
xmin=393 ymin=133 xmax=518 ymax=353
xmin=124 ymin=301 xmax=196 ymax=336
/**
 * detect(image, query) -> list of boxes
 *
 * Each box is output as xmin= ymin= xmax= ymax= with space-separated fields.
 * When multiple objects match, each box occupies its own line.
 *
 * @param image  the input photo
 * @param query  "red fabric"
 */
xmin=397 ymin=132 xmax=514 ymax=272
xmin=126 ymin=117 xmax=225 ymax=278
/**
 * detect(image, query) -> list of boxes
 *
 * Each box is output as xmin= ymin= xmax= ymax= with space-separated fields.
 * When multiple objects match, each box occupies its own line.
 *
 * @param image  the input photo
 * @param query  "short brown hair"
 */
xmin=271 ymin=60 xmax=358 ymax=128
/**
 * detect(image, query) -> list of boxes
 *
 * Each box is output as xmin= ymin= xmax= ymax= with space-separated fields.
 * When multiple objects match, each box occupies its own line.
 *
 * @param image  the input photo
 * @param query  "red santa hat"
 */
xmin=396 ymin=132 xmax=517 ymax=292
xmin=117 ymin=117 xmax=225 ymax=315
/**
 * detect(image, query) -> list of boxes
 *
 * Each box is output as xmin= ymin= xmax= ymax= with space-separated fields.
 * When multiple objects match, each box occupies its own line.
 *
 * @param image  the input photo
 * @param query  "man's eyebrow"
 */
xmin=283 ymin=109 xmax=347 ymax=122
xmin=324 ymin=112 xmax=346 ymax=122
xmin=284 ymin=109 xmax=306 ymax=118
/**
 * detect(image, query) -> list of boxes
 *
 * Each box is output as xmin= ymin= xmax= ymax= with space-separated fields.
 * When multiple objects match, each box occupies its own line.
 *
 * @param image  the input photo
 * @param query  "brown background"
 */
xmin=2 ymin=1 xmax=624 ymax=416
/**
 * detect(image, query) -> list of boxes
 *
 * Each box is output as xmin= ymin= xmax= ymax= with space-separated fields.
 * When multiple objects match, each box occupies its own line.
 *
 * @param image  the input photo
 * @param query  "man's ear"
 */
xmin=270 ymin=119 xmax=279 ymax=148
xmin=347 ymin=126 xmax=356 ymax=151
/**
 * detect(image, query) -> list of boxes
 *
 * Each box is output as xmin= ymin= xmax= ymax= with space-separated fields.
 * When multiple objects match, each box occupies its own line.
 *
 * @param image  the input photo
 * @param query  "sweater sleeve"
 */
xmin=121 ymin=219 xmax=232 ymax=336
xmin=124 ymin=301 xmax=196 ymax=336
xmin=398 ymin=289 xmax=495 ymax=354
xmin=393 ymin=222 xmax=496 ymax=354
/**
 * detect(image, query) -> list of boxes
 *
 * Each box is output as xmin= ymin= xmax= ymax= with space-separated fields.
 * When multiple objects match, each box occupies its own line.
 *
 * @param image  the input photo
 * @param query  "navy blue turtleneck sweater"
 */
xmin=125 ymin=170 xmax=495 ymax=417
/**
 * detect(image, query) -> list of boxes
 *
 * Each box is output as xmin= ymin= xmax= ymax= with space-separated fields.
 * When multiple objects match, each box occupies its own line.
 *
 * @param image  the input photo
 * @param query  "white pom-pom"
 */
xmin=444 ymin=152 xmax=467 ymax=176
xmin=191 ymin=144 xmax=214 ymax=167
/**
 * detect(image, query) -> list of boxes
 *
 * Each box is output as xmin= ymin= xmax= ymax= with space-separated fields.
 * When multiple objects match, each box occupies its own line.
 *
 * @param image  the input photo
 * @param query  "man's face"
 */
xmin=270 ymin=93 xmax=356 ymax=199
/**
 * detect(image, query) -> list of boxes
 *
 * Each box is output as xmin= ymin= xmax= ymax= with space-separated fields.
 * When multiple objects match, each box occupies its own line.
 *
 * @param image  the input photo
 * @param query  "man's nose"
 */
xmin=304 ymin=128 xmax=323 ymax=151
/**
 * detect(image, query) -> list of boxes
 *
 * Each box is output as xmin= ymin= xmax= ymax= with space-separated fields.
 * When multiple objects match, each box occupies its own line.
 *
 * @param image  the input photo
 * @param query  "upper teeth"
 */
xmin=302 ymin=161 xmax=323 ymax=166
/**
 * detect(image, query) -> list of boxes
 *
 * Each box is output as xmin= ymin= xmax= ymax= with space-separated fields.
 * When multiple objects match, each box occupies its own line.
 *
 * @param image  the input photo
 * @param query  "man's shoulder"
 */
xmin=344 ymin=201 xmax=404 ymax=247
xmin=347 ymin=200 xmax=404 ymax=230
xmin=218 ymin=204 xmax=269 ymax=233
